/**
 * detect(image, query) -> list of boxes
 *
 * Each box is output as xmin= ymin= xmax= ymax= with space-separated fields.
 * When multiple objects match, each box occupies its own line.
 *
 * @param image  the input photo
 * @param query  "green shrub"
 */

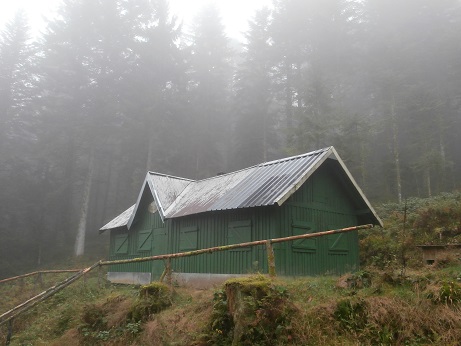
xmin=207 ymin=275 xmax=295 ymax=345
xmin=128 ymin=282 xmax=172 ymax=322
xmin=334 ymin=299 xmax=368 ymax=333
xmin=361 ymin=192 xmax=461 ymax=269
xmin=429 ymin=281 xmax=461 ymax=305
xmin=81 ymin=304 xmax=107 ymax=331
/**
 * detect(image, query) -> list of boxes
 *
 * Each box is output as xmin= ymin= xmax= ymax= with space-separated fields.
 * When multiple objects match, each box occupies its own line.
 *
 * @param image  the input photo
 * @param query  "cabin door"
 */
xmin=151 ymin=226 xmax=168 ymax=279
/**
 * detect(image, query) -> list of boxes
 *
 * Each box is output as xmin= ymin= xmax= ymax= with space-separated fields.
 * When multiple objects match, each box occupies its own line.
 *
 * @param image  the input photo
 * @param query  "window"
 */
xmin=292 ymin=220 xmax=317 ymax=252
xmin=228 ymin=220 xmax=251 ymax=251
xmin=179 ymin=226 xmax=198 ymax=251
xmin=138 ymin=229 xmax=152 ymax=251
xmin=114 ymin=234 xmax=128 ymax=254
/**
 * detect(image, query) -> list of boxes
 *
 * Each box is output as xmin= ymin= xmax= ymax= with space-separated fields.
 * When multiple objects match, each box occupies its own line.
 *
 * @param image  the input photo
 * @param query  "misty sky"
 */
xmin=0 ymin=0 xmax=273 ymax=41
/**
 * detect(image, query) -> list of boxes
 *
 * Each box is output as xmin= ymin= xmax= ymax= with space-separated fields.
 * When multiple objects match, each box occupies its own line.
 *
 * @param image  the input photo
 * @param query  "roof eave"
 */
xmin=274 ymin=146 xmax=383 ymax=227
xmin=329 ymin=147 xmax=383 ymax=227
xmin=127 ymin=174 xmax=166 ymax=229
xmin=99 ymin=224 xmax=126 ymax=234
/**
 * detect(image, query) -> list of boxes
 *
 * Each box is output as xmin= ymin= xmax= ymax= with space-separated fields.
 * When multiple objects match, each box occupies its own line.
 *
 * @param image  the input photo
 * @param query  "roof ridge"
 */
xmin=187 ymin=147 xmax=333 ymax=183
xmin=260 ymin=147 xmax=332 ymax=166
xmin=148 ymin=171 xmax=194 ymax=182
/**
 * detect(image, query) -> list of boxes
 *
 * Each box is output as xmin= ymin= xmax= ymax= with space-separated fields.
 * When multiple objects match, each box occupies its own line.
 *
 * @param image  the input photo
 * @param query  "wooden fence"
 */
xmin=0 ymin=269 xmax=81 ymax=287
xmin=0 ymin=223 xmax=373 ymax=342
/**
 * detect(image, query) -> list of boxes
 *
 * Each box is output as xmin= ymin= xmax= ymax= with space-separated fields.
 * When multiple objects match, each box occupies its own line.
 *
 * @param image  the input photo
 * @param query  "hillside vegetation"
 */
xmin=1 ymin=192 xmax=461 ymax=345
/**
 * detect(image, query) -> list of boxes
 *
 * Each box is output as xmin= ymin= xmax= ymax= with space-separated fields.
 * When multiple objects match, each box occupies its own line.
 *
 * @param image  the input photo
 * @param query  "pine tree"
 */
xmin=38 ymin=0 xmax=137 ymax=256
xmin=0 ymin=9 xmax=43 ymax=273
xmin=0 ymin=9 xmax=36 ymax=153
xmin=232 ymin=7 xmax=277 ymax=169
xmin=188 ymin=4 xmax=234 ymax=178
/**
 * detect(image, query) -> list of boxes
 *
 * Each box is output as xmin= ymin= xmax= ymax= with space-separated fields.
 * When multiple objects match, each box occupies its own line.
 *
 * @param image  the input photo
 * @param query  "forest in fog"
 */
xmin=1 ymin=0 xmax=461 ymax=277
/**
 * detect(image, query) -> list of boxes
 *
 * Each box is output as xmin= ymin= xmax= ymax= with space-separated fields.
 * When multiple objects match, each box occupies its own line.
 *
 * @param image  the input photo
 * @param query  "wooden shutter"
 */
xmin=179 ymin=226 xmax=198 ymax=251
xmin=327 ymin=225 xmax=349 ymax=253
xmin=138 ymin=229 xmax=152 ymax=251
xmin=292 ymin=220 xmax=317 ymax=252
xmin=114 ymin=234 xmax=128 ymax=254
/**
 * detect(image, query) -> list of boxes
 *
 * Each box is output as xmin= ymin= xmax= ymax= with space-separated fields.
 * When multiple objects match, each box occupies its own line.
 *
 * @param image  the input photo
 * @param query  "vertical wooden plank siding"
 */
xmin=281 ymin=165 xmax=360 ymax=275
xmin=109 ymin=209 xmax=161 ymax=274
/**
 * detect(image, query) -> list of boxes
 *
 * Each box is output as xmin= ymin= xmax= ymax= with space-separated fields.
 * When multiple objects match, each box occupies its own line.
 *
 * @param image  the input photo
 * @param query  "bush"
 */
xmin=334 ymin=299 xmax=368 ymax=333
xmin=428 ymin=281 xmax=461 ymax=305
xmin=361 ymin=192 xmax=461 ymax=269
xmin=128 ymin=282 xmax=172 ymax=322
xmin=208 ymin=275 xmax=295 ymax=345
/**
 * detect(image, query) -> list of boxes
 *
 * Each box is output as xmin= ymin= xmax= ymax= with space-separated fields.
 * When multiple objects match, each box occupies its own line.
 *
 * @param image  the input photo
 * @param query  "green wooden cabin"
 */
xmin=99 ymin=147 xmax=382 ymax=285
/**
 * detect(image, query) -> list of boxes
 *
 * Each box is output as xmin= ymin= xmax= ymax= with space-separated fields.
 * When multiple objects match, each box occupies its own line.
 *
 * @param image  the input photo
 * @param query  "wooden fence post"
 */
xmin=266 ymin=240 xmax=276 ymax=278
xmin=98 ymin=264 xmax=102 ymax=288
xmin=36 ymin=272 xmax=43 ymax=289
xmin=166 ymin=258 xmax=172 ymax=286
xmin=159 ymin=258 xmax=172 ymax=285
xmin=6 ymin=318 xmax=13 ymax=345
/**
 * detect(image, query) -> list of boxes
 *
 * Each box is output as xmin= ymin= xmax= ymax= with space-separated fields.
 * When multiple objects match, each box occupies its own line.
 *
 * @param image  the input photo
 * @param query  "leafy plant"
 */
xmin=429 ymin=281 xmax=461 ymax=305
xmin=334 ymin=299 xmax=368 ymax=333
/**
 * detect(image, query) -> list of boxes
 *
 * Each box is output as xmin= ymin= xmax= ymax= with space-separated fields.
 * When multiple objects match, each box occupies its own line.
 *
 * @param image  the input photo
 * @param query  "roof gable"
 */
xmin=99 ymin=146 xmax=382 ymax=232
xmin=146 ymin=172 xmax=192 ymax=218
xmin=126 ymin=173 xmax=192 ymax=228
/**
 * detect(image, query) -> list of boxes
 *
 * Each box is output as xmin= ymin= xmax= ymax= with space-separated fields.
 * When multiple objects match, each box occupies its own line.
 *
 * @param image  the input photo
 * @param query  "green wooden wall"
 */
xmin=278 ymin=164 xmax=359 ymax=276
xmin=108 ymin=164 xmax=361 ymax=279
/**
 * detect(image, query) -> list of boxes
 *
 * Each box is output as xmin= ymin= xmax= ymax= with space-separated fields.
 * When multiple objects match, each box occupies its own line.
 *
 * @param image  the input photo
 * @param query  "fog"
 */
xmin=1 ymin=0 xmax=461 ymax=277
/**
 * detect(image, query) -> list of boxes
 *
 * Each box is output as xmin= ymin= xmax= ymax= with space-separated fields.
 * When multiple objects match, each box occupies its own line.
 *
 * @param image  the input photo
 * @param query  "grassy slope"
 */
xmin=1 ymin=266 xmax=461 ymax=345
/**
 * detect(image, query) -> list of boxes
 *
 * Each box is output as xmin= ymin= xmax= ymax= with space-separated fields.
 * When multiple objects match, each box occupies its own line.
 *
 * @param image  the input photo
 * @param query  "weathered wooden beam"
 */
xmin=0 ymin=269 xmax=81 ymax=285
xmin=159 ymin=258 xmax=173 ymax=285
xmin=266 ymin=240 xmax=276 ymax=278
xmin=100 ymin=224 xmax=373 ymax=266
xmin=6 ymin=318 xmax=13 ymax=345
xmin=165 ymin=258 xmax=172 ymax=286
xmin=0 ymin=262 xmax=100 ymax=326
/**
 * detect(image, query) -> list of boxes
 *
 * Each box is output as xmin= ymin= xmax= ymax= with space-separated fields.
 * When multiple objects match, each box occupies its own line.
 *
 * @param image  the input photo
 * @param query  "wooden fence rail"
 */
xmin=0 ymin=263 xmax=99 ymax=327
xmin=0 ymin=270 xmax=81 ymax=285
xmin=0 ymin=224 xmax=373 ymax=334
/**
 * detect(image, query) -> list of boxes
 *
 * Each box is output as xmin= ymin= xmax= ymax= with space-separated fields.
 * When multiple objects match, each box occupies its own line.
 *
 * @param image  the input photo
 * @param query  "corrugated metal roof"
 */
xmin=164 ymin=147 xmax=330 ymax=218
xmin=99 ymin=146 xmax=383 ymax=232
xmin=99 ymin=204 xmax=135 ymax=232
xmin=147 ymin=172 xmax=192 ymax=215
xmin=127 ymin=172 xmax=192 ymax=228
xmin=164 ymin=167 xmax=257 ymax=218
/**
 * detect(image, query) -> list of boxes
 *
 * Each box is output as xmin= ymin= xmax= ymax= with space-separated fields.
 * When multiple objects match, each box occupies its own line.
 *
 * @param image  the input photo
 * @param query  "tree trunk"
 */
xmin=58 ymin=136 xmax=76 ymax=249
xmin=146 ymin=132 xmax=154 ymax=172
xmin=426 ymin=168 xmax=432 ymax=197
xmin=285 ymin=60 xmax=294 ymax=146
xmin=390 ymin=96 xmax=402 ymax=204
xmin=360 ymin=136 xmax=367 ymax=190
xmin=74 ymin=149 xmax=95 ymax=257
xmin=262 ymin=109 xmax=267 ymax=163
